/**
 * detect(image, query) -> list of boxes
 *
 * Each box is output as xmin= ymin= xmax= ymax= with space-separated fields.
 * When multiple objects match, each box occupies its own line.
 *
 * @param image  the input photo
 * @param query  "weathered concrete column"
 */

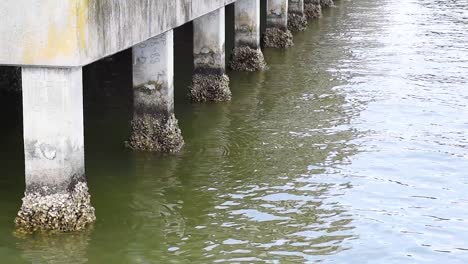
xmin=288 ymin=0 xmax=308 ymax=32
xmin=191 ymin=8 xmax=231 ymax=102
xmin=263 ymin=0 xmax=294 ymax=48
xmin=321 ymin=0 xmax=335 ymax=8
xmin=127 ymin=30 xmax=184 ymax=153
xmin=229 ymin=0 xmax=266 ymax=72
xmin=16 ymin=67 xmax=95 ymax=232
xmin=304 ymin=0 xmax=322 ymax=20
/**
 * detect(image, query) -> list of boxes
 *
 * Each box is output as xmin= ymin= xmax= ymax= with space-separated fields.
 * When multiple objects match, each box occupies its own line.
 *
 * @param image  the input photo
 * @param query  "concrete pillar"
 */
xmin=304 ymin=0 xmax=322 ymax=20
xmin=288 ymin=0 xmax=308 ymax=32
xmin=263 ymin=0 xmax=294 ymax=48
xmin=229 ymin=0 xmax=266 ymax=72
xmin=127 ymin=30 xmax=184 ymax=153
xmin=191 ymin=8 xmax=231 ymax=102
xmin=321 ymin=0 xmax=335 ymax=8
xmin=16 ymin=67 xmax=95 ymax=232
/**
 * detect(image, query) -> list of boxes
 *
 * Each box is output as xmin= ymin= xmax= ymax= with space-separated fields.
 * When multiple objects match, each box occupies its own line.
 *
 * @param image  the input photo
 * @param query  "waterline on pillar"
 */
xmin=263 ymin=28 xmax=294 ymax=48
xmin=288 ymin=13 xmax=308 ymax=32
xmin=15 ymin=181 xmax=95 ymax=233
xmin=190 ymin=73 xmax=231 ymax=102
xmin=126 ymin=113 xmax=184 ymax=153
xmin=229 ymin=46 xmax=267 ymax=72
xmin=305 ymin=1 xmax=322 ymax=20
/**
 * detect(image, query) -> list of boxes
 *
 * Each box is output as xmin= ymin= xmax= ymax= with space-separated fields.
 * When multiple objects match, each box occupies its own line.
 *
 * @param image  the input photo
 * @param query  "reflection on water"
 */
xmin=0 ymin=0 xmax=467 ymax=262
xmin=16 ymin=232 xmax=91 ymax=264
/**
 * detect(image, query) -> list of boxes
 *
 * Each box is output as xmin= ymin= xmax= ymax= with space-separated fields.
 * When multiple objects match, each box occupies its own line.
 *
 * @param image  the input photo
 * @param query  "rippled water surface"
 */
xmin=1 ymin=0 xmax=468 ymax=263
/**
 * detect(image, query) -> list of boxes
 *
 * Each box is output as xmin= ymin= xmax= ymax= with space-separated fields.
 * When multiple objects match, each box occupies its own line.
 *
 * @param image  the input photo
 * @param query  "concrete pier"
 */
xmin=264 ymin=0 xmax=294 ymax=48
xmin=304 ymin=0 xmax=322 ymax=20
xmin=191 ymin=8 xmax=231 ymax=102
xmin=127 ymin=30 xmax=184 ymax=153
xmin=16 ymin=67 xmax=95 ymax=232
xmin=229 ymin=0 xmax=266 ymax=72
xmin=0 ymin=0 xmax=343 ymax=232
xmin=288 ymin=0 xmax=308 ymax=32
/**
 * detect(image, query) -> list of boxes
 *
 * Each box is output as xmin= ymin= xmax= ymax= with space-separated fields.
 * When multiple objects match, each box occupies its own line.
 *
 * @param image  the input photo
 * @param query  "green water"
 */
xmin=1 ymin=0 xmax=468 ymax=263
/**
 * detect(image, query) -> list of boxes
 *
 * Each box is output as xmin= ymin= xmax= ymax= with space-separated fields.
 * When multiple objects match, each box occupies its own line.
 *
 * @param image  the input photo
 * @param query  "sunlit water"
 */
xmin=1 ymin=0 xmax=467 ymax=263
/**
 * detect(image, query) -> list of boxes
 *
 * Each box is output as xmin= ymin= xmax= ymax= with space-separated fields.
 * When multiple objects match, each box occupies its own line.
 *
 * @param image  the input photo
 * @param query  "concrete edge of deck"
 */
xmin=0 ymin=0 xmax=236 ymax=68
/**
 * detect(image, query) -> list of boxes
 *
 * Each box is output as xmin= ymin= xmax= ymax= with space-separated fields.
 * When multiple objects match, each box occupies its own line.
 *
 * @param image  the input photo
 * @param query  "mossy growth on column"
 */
xmin=263 ymin=28 xmax=294 ymax=48
xmin=191 ymin=72 xmax=231 ymax=102
xmin=229 ymin=46 xmax=266 ymax=72
xmin=128 ymin=30 xmax=184 ymax=153
xmin=288 ymin=13 xmax=307 ymax=32
xmin=264 ymin=0 xmax=294 ymax=48
xmin=288 ymin=0 xmax=308 ymax=32
xmin=16 ymin=67 xmax=95 ymax=233
xmin=191 ymin=8 xmax=232 ymax=102
xmin=305 ymin=0 xmax=322 ymax=20
xmin=230 ymin=0 xmax=267 ymax=71
xmin=126 ymin=112 xmax=184 ymax=153
xmin=126 ymin=78 xmax=184 ymax=153
xmin=16 ymin=181 xmax=96 ymax=233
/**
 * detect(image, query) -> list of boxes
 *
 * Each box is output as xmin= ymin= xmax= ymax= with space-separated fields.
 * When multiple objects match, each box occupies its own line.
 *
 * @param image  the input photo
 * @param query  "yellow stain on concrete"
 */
xmin=77 ymin=0 xmax=89 ymax=50
xmin=22 ymin=0 xmax=89 ymax=64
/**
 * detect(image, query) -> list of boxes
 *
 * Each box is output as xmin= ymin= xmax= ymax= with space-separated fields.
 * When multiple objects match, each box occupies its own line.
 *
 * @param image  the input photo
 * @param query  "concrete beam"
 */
xmin=16 ymin=67 xmax=95 ymax=232
xmin=263 ymin=0 xmax=294 ymax=48
xmin=229 ymin=0 xmax=266 ymax=72
xmin=0 ymin=0 xmax=237 ymax=67
xmin=191 ymin=8 xmax=231 ymax=102
xmin=127 ymin=30 xmax=184 ymax=153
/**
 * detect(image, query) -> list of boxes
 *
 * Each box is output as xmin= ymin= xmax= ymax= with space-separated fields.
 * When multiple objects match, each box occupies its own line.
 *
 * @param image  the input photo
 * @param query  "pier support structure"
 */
xmin=288 ymin=0 xmax=307 ymax=32
xmin=229 ymin=0 xmax=266 ymax=72
xmin=127 ymin=30 xmax=184 ymax=153
xmin=191 ymin=8 xmax=232 ymax=102
xmin=16 ymin=67 xmax=95 ymax=232
xmin=263 ymin=0 xmax=294 ymax=48
xmin=304 ymin=0 xmax=322 ymax=20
